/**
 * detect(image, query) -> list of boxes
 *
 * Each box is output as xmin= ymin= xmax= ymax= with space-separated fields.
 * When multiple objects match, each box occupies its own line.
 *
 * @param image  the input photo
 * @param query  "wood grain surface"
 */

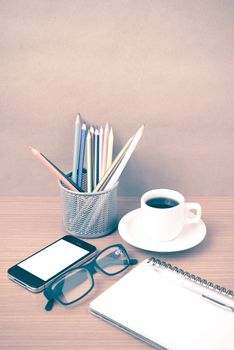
xmin=1 ymin=196 xmax=234 ymax=349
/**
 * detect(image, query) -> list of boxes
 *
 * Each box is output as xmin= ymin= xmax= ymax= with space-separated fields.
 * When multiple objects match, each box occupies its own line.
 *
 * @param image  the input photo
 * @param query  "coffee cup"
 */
xmin=141 ymin=189 xmax=201 ymax=241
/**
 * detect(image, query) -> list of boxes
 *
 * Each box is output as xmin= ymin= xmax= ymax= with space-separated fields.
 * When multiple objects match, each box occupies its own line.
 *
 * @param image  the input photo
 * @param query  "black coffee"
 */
xmin=146 ymin=197 xmax=179 ymax=209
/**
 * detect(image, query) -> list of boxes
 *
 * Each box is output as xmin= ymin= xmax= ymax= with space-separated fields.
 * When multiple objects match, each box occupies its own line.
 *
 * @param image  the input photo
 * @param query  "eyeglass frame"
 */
xmin=44 ymin=243 xmax=138 ymax=310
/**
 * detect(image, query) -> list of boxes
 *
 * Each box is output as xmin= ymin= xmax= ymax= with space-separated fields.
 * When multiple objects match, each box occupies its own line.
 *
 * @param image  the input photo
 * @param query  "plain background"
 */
xmin=0 ymin=0 xmax=233 ymax=196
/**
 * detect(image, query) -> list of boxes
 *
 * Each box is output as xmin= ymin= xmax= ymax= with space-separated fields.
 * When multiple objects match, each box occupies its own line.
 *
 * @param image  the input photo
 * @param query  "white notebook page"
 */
xmin=90 ymin=260 xmax=234 ymax=350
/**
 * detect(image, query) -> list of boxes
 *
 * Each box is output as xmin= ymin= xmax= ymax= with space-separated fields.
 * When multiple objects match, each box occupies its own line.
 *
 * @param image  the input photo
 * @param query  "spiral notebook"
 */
xmin=90 ymin=258 xmax=234 ymax=350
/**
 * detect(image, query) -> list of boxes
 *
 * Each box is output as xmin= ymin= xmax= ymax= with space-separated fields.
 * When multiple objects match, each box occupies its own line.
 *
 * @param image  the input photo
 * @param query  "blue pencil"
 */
xmin=77 ymin=123 xmax=87 ymax=188
xmin=72 ymin=114 xmax=81 ymax=183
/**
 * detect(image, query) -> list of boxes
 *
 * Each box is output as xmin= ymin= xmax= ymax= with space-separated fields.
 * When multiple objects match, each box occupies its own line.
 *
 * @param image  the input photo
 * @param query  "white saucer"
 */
xmin=118 ymin=208 xmax=207 ymax=252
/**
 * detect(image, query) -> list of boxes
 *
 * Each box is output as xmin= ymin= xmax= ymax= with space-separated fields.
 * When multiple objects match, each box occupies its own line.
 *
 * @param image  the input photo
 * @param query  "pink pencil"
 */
xmin=101 ymin=123 xmax=109 ymax=176
xmin=99 ymin=126 xmax=104 ymax=179
xmin=30 ymin=147 xmax=80 ymax=192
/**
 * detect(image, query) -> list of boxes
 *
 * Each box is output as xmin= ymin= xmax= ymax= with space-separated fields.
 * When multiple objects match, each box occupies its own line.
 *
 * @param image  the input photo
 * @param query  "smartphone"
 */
xmin=8 ymin=235 xmax=97 ymax=293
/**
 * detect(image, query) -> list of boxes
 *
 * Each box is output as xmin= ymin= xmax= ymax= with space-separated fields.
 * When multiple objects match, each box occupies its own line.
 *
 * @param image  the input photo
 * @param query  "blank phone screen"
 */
xmin=18 ymin=239 xmax=89 ymax=281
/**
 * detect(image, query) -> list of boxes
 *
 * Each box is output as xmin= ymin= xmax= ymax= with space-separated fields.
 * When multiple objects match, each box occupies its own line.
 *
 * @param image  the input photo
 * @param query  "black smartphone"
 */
xmin=8 ymin=235 xmax=97 ymax=293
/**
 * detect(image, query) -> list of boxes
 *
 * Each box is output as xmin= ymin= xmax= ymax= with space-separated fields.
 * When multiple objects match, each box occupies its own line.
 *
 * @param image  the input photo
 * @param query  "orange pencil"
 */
xmin=30 ymin=147 xmax=82 ymax=192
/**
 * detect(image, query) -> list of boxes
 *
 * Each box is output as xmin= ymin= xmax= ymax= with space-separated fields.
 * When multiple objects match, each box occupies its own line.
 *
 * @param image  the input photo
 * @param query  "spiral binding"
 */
xmin=147 ymin=257 xmax=234 ymax=298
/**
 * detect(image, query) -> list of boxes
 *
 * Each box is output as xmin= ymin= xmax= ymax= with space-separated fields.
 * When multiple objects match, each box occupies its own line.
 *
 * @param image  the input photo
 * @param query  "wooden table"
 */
xmin=1 ymin=197 xmax=234 ymax=349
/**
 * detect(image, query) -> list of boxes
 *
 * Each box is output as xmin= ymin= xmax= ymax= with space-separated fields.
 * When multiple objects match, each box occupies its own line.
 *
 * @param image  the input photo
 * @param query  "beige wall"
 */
xmin=0 ymin=0 xmax=233 ymax=196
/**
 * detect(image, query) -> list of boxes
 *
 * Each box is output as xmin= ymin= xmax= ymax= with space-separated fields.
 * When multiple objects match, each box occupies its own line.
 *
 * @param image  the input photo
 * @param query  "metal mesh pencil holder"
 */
xmin=58 ymin=174 xmax=118 ymax=238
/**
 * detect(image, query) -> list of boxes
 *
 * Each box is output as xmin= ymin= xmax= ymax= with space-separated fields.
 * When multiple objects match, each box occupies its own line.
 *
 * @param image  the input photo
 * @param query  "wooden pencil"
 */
xmin=77 ymin=123 xmax=87 ymax=188
xmin=86 ymin=130 xmax=92 ymax=192
xmin=72 ymin=113 xmax=81 ymax=183
xmin=30 ymin=147 xmax=82 ymax=192
xmin=99 ymin=126 xmax=104 ymax=180
xmin=94 ymin=128 xmax=99 ymax=187
xmin=106 ymin=126 xmax=114 ymax=170
xmin=101 ymin=123 xmax=109 ymax=177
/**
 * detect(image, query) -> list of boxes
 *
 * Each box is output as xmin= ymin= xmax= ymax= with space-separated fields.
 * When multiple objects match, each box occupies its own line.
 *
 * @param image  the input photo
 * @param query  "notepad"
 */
xmin=90 ymin=258 xmax=234 ymax=350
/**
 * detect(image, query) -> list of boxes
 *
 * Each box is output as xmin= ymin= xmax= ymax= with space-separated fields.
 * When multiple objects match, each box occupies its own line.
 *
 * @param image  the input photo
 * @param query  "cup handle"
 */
xmin=185 ymin=202 xmax=201 ymax=224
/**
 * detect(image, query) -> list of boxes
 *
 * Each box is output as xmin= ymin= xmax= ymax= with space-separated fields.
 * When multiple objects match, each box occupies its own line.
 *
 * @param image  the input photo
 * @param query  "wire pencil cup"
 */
xmin=59 ymin=174 xmax=118 ymax=238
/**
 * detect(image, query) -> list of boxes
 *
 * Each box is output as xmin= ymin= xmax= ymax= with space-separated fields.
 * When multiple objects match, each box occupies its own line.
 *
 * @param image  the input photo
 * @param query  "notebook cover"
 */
xmin=90 ymin=259 xmax=234 ymax=350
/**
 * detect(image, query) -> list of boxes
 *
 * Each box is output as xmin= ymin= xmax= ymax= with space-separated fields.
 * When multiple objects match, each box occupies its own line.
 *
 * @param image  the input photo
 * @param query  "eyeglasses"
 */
xmin=44 ymin=244 xmax=138 ymax=311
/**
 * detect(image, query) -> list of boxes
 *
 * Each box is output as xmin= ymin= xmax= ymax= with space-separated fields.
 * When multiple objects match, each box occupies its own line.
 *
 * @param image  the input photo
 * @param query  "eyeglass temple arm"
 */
xmin=129 ymin=258 xmax=138 ymax=265
xmin=45 ymin=279 xmax=65 ymax=311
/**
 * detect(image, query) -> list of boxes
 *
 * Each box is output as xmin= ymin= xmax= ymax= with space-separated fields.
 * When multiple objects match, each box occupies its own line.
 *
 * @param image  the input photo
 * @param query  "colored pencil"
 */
xmin=102 ymin=125 xmax=144 ymax=191
xmin=89 ymin=126 xmax=95 ymax=185
xmin=77 ymin=123 xmax=87 ymax=188
xmin=99 ymin=126 xmax=104 ymax=180
xmin=101 ymin=123 xmax=109 ymax=177
xmin=93 ymin=135 xmax=134 ymax=192
xmin=72 ymin=114 xmax=81 ymax=183
xmin=86 ymin=131 xmax=92 ymax=192
xmin=106 ymin=126 xmax=114 ymax=170
xmin=98 ymin=149 xmax=126 ymax=191
xmin=94 ymin=128 xmax=99 ymax=187
xmin=30 ymin=147 xmax=82 ymax=192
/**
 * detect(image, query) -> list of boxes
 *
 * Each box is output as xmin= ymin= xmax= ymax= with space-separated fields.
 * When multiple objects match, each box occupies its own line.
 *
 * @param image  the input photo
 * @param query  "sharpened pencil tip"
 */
xmin=81 ymin=122 xmax=87 ymax=130
xmin=138 ymin=125 xmax=145 ymax=133
xmin=29 ymin=146 xmax=39 ymax=155
xmin=76 ymin=114 xmax=81 ymax=123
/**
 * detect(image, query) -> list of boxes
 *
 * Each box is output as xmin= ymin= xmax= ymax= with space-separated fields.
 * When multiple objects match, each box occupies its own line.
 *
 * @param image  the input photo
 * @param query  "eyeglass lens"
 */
xmin=96 ymin=246 xmax=129 ymax=275
xmin=51 ymin=268 xmax=93 ymax=304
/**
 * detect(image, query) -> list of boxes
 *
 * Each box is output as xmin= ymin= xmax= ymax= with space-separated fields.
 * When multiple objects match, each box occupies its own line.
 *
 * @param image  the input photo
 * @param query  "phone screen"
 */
xmin=18 ymin=239 xmax=89 ymax=281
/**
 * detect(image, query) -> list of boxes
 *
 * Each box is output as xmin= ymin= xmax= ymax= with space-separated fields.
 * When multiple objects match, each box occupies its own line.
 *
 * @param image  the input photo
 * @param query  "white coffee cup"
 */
xmin=141 ymin=189 xmax=201 ymax=241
